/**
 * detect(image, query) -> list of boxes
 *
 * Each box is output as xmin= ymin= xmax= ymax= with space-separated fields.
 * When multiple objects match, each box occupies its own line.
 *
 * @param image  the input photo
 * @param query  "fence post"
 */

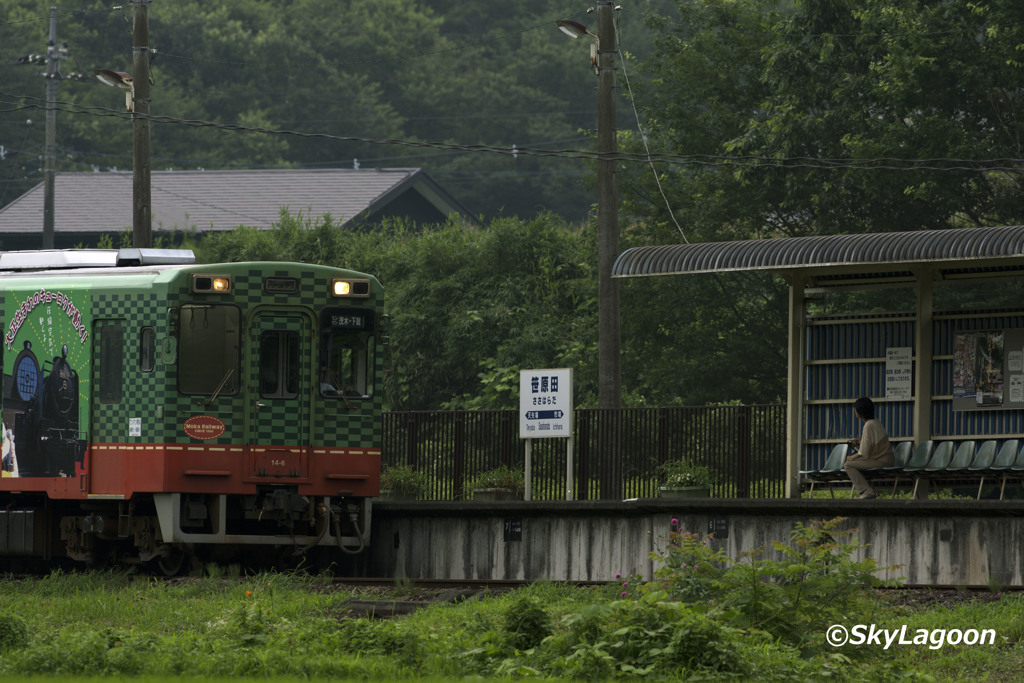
xmin=405 ymin=413 xmax=419 ymax=470
xmin=453 ymin=412 xmax=466 ymax=500
xmin=657 ymin=407 xmax=669 ymax=497
xmin=577 ymin=410 xmax=590 ymax=500
xmin=737 ymin=405 xmax=751 ymax=498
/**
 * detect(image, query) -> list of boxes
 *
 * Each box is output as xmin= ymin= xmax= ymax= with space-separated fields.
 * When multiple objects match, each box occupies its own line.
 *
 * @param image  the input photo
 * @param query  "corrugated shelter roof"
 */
xmin=613 ymin=225 xmax=1024 ymax=286
xmin=0 ymin=168 xmax=474 ymax=246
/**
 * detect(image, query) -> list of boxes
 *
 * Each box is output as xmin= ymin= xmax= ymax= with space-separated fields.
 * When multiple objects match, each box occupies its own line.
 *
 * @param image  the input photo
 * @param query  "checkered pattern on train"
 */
xmin=239 ymin=267 xmax=385 ymax=449
xmin=90 ymin=290 xmax=167 ymax=443
xmin=83 ymin=266 xmax=383 ymax=448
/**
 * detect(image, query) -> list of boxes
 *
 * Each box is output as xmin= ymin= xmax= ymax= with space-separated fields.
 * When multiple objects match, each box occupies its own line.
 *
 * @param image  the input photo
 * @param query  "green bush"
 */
xmin=380 ymin=463 xmax=430 ymax=499
xmin=464 ymin=464 xmax=525 ymax=497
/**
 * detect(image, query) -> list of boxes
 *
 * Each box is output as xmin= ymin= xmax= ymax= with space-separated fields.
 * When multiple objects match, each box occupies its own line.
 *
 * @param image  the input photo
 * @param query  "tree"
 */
xmin=624 ymin=0 xmax=1024 ymax=240
xmin=613 ymin=0 xmax=1024 ymax=405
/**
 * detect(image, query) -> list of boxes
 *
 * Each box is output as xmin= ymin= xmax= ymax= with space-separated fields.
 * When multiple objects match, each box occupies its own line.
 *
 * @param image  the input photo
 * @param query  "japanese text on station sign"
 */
xmin=519 ymin=368 xmax=572 ymax=439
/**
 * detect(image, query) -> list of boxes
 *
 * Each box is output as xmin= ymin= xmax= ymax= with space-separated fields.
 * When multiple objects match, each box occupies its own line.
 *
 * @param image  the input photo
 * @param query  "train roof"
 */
xmin=0 ymin=249 xmax=382 ymax=292
xmin=0 ymin=248 xmax=195 ymax=271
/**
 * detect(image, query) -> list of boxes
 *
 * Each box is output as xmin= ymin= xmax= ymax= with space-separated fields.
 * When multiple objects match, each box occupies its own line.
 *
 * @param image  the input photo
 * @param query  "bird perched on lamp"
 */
xmin=93 ymin=69 xmax=134 ymax=111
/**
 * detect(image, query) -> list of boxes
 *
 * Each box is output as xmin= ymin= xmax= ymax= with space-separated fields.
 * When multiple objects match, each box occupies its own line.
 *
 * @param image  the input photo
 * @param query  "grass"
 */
xmin=1 ymin=569 xmax=1023 ymax=681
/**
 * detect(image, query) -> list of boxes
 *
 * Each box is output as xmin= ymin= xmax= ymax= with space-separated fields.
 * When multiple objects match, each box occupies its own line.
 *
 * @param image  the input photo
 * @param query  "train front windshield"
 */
xmin=177 ymin=304 xmax=241 ymax=395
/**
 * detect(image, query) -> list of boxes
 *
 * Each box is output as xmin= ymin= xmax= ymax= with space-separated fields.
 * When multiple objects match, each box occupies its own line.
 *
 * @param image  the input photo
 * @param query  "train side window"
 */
xmin=99 ymin=324 xmax=124 ymax=404
xmin=140 ymin=327 xmax=155 ymax=373
xmin=258 ymin=330 xmax=299 ymax=399
xmin=178 ymin=304 xmax=240 ymax=395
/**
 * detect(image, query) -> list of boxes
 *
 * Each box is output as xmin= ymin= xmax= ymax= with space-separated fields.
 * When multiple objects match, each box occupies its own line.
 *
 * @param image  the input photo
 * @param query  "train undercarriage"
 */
xmin=0 ymin=491 xmax=371 ymax=575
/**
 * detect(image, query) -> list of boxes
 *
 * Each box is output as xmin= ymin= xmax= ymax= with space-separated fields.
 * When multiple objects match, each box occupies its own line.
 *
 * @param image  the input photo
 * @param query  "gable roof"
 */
xmin=0 ymin=168 xmax=474 ymax=247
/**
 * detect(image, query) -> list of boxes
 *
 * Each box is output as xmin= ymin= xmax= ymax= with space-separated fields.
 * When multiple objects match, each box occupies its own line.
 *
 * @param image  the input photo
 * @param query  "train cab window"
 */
xmin=140 ymin=327 xmax=156 ymax=373
xmin=178 ymin=304 xmax=240 ymax=395
xmin=320 ymin=307 xmax=375 ymax=400
xmin=99 ymin=324 xmax=124 ymax=404
xmin=321 ymin=334 xmax=373 ymax=399
xmin=258 ymin=330 xmax=300 ymax=399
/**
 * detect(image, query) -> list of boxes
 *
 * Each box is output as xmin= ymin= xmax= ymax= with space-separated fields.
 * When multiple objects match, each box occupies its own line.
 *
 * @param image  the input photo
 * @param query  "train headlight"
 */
xmin=192 ymin=274 xmax=233 ymax=294
xmin=332 ymin=278 xmax=371 ymax=298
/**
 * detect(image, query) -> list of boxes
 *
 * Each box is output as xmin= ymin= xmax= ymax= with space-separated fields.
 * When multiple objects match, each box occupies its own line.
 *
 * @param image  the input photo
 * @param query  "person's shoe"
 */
xmin=859 ymin=491 xmax=876 ymax=500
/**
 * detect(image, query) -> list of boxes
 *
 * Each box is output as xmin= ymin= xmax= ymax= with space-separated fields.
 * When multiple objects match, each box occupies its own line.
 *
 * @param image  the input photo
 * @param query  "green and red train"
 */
xmin=0 ymin=248 xmax=384 ymax=573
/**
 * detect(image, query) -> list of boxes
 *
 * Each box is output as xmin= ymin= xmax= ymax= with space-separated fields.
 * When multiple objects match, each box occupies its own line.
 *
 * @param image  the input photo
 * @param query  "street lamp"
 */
xmin=556 ymin=5 xmax=621 ymax=413
xmin=93 ymin=69 xmax=134 ymax=111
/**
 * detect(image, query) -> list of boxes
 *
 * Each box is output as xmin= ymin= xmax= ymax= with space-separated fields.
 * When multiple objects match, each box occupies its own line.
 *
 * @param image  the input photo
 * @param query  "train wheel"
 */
xmin=155 ymin=546 xmax=187 ymax=576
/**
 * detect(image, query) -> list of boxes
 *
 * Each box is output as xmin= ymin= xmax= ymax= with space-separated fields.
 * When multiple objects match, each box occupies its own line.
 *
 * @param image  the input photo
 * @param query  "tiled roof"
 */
xmin=0 ymin=168 xmax=472 ymax=235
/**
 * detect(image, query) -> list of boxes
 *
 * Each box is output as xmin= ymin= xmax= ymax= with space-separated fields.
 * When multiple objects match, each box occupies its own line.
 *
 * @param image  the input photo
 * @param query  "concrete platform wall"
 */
xmin=362 ymin=499 xmax=1024 ymax=588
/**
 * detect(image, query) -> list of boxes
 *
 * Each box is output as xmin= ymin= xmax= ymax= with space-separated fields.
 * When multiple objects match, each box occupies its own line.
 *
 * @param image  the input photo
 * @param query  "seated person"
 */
xmin=844 ymin=396 xmax=894 ymax=500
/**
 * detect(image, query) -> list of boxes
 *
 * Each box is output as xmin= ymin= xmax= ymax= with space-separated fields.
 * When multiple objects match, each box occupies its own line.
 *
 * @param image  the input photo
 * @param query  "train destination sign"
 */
xmin=519 ymin=368 xmax=572 ymax=439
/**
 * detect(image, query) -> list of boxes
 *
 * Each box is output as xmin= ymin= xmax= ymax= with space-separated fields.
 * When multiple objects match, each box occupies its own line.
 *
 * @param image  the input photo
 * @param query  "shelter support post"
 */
xmin=785 ymin=275 xmax=807 ymax=498
xmin=913 ymin=270 xmax=934 ymax=499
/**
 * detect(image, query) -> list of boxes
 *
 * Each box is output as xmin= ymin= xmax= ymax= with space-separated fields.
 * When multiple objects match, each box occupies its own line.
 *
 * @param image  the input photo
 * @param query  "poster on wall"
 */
xmin=952 ymin=329 xmax=1019 ymax=411
xmin=885 ymin=347 xmax=913 ymax=400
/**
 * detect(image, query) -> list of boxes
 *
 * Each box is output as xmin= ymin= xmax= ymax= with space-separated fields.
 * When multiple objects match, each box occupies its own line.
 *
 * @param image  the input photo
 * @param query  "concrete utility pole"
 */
xmin=132 ymin=0 xmax=153 ymax=248
xmin=595 ymin=0 xmax=621 ymax=412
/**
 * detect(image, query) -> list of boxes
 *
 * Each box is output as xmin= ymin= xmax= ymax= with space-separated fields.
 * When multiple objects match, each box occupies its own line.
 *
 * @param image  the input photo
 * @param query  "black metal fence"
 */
xmin=382 ymin=404 xmax=787 ymax=500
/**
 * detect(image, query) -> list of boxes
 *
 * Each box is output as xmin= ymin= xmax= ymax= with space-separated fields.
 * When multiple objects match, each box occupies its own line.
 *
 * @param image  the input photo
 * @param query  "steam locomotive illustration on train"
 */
xmin=0 ymin=248 xmax=384 ymax=573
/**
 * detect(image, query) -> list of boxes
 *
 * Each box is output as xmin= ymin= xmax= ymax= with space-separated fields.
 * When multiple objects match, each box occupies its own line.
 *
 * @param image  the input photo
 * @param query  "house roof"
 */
xmin=612 ymin=225 xmax=1024 ymax=288
xmin=0 ymin=168 xmax=474 ymax=240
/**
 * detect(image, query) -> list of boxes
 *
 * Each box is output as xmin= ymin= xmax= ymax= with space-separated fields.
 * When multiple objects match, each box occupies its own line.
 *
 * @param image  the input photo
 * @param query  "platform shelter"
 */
xmin=613 ymin=225 xmax=1024 ymax=497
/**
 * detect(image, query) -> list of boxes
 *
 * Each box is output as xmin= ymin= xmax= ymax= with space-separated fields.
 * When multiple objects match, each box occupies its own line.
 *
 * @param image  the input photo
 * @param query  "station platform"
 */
xmin=357 ymin=498 xmax=1024 ymax=588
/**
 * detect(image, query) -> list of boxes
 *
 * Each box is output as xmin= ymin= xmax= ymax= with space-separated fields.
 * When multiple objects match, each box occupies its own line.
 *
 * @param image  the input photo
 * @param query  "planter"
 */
xmin=471 ymin=487 xmax=520 ymax=502
xmin=659 ymin=486 xmax=710 ymax=499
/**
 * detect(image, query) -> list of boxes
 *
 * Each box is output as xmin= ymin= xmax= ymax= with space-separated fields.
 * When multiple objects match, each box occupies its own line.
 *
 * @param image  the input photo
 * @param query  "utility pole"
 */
xmin=43 ymin=7 xmax=61 ymax=249
xmin=595 ymin=0 xmax=621 ymax=412
xmin=132 ymin=0 xmax=153 ymax=248
xmin=16 ymin=7 xmax=85 ymax=248
xmin=555 ymin=4 xmax=623 ymax=498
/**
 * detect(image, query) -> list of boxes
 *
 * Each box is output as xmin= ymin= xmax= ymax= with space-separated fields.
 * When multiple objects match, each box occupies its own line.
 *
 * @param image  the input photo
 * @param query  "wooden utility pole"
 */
xmin=596 ymin=0 xmax=620 ymax=412
xmin=132 ymin=0 xmax=152 ymax=248
xmin=43 ymin=6 xmax=60 ymax=249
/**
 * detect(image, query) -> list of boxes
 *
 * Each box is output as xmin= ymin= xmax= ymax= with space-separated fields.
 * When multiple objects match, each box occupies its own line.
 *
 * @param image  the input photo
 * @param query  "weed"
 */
xmin=652 ymin=517 xmax=899 ymax=653
xmin=503 ymin=594 xmax=552 ymax=650
xmin=0 ymin=614 xmax=28 ymax=652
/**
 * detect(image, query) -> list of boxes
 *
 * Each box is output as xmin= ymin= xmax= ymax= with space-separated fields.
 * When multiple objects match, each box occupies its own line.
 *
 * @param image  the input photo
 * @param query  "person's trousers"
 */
xmin=845 ymin=455 xmax=894 ymax=495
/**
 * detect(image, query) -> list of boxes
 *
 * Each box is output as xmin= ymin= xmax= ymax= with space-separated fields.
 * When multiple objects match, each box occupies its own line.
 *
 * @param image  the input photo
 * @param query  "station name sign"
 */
xmin=519 ymin=368 xmax=572 ymax=439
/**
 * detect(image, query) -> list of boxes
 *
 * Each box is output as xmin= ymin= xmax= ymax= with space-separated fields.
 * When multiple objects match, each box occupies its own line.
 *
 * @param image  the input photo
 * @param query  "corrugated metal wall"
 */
xmin=803 ymin=307 xmax=1024 ymax=470
xmin=804 ymin=312 xmax=916 ymax=470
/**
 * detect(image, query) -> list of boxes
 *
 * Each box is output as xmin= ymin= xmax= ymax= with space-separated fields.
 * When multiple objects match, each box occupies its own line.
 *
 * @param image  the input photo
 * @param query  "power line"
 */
xmin=4 ymin=92 xmax=1024 ymax=174
xmin=0 ymin=7 xmax=120 ymax=27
